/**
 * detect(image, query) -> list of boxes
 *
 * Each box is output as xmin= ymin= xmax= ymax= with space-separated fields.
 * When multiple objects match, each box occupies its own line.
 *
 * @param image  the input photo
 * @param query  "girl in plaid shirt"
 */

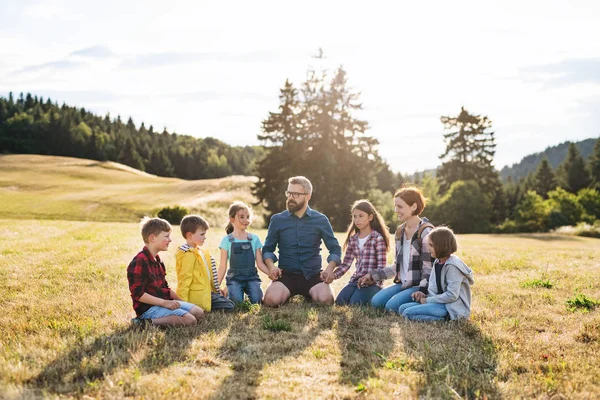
xmin=325 ymin=200 xmax=391 ymax=305
xmin=361 ymin=187 xmax=434 ymax=314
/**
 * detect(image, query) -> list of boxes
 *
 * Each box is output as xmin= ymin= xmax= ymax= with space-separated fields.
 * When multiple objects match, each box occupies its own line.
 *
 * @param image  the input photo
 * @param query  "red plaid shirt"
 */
xmin=127 ymin=246 xmax=172 ymax=317
xmin=333 ymin=230 xmax=388 ymax=286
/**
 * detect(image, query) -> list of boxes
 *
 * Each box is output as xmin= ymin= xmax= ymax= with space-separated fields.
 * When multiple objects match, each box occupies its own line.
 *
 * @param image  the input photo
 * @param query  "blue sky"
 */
xmin=1 ymin=0 xmax=599 ymax=174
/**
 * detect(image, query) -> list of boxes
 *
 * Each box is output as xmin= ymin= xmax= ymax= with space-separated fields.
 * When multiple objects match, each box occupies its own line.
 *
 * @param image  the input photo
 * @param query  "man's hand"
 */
xmin=412 ymin=291 xmax=426 ymax=302
xmin=268 ymin=267 xmax=282 ymax=281
xmin=162 ymin=300 xmax=180 ymax=310
xmin=320 ymin=268 xmax=334 ymax=284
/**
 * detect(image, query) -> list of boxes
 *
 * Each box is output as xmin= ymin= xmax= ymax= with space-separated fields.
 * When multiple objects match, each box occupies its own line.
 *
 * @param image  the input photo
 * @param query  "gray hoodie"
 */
xmin=426 ymin=255 xmax=474 ymax=320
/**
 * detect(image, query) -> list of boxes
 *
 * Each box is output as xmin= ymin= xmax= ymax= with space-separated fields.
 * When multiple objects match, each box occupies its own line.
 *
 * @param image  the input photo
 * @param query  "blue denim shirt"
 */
xmin=262 ymin=206 xmax=342 ymax=279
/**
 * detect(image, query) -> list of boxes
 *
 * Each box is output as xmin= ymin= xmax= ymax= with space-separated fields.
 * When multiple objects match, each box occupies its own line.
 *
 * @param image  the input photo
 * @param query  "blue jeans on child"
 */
xmin=227 ymin=280 xmax=263 ymax=304
xmin=139 ymin=300 xmax=196 ymax=319
xmin=335 ymin=281 xmax=381 ymax=305
xmin=370 ymin=284 xmax=419 ymax=313
xmin=397 ymin=302 xmax=448 ymax=321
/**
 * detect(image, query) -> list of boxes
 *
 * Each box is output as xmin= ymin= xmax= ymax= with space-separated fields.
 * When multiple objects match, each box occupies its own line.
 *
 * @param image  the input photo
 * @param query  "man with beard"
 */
xmin=262 ymin=176 xmax=342 ymax=306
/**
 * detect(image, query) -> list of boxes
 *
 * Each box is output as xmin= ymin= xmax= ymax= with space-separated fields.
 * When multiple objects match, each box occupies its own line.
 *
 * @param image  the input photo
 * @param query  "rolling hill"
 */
xmin=0 ymin=154 xmax=262 ymax=226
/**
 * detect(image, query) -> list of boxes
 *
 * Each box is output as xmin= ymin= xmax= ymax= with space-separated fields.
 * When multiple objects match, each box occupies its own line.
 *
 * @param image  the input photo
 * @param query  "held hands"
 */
xmin=320 ymin=267 xmax=335 ymax=284
xmin=357 ymin=273 xmax=374 ymax=288
xmin=162 ymin=300 xmax=180 ymax=310
xmin=268 ymin=267 xmax=282 ymax=281
xmin=411 ymin=291 xmax=427 ymax=304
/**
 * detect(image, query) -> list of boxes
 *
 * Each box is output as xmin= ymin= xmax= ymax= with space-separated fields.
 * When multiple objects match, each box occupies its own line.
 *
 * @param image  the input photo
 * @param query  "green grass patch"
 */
xmin=262 ymin=315 xmax=292 ymax=332
xmin=521 ymin=279 xmax=554 ymax=289
xmin=566 ymin=292 xmax=600 ymax=312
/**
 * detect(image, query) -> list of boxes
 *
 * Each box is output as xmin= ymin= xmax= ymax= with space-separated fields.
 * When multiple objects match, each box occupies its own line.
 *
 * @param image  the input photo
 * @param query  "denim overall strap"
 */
xmin=227 ymin=233 xmax=258 ymax=282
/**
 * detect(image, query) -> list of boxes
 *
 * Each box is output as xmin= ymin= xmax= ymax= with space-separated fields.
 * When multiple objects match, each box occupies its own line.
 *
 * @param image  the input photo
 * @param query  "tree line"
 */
xmin=0 ymin=92 xmax=264 ymax=179
xmin=253 ymin=58 xmax=600 ymax=234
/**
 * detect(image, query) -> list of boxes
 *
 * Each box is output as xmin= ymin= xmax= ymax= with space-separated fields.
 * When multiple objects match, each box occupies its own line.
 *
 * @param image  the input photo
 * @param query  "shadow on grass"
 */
xmin=208 ymin=299 xmax=333 ymax=400
xmin=26 ymin=314 xmax=229 ymax=397
xmin=400 ymin=319 xmax=499 ymax=399
xmin=334 ymin=306 xmax=394 ymax=387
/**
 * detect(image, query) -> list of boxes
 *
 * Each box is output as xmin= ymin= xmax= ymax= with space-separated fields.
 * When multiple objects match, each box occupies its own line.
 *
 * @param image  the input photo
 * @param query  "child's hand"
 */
xmin=357 ymin=274 xmax=373 ymax=288
xmin=220 ymin=286 xmax=228 ymax=297
xmin=419 ymin=296 xmax=427 ymax=304
xmin=162 ymin=300 xmax=180 ymax=310
xmin=268 ymin=267 xmax=282 ymax=281
xmin=320 ymin=267 xmax=334 ymax=284
xmin=411 ymin=291 xmax=426 ymax=302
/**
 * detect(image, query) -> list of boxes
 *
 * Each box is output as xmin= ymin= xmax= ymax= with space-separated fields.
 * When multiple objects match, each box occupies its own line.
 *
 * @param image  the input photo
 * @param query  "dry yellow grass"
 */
xmin=1 ymin=154 xmax=599 ymax=399
xmin=0 ymin=154 xmax=262 ymax=226
xmin=1 ymin=219 xmax=599 ymax=399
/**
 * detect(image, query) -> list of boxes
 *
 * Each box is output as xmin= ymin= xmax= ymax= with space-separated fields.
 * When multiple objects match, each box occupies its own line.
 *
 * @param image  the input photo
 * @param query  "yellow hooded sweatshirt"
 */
xmin=175 ymin=244 xmax=216 ymax=311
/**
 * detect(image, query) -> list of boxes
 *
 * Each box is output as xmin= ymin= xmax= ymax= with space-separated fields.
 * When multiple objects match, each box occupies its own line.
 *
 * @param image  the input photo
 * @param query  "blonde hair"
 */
xmin=180 ymin=214 xmax=209 ymax=238
xmin=140 ymin=217 xmax=172 ymax=243
xmin=226 ymin=201 xmax=253 ymax=234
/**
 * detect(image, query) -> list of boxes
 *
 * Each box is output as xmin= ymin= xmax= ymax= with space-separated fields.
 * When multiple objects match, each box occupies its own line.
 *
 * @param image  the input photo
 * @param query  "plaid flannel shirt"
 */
xmin=370 ymin=218 xmax=433 ymax=293
xmin=333 ymin=230 xmax=387 ymax=286
xmin=127 ymin=246 xmax=172 ymax=317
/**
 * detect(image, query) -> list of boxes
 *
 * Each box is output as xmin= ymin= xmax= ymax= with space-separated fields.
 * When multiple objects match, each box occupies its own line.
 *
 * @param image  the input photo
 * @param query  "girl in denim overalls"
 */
xmin=218 ymin=202 xmax=270 ymax=305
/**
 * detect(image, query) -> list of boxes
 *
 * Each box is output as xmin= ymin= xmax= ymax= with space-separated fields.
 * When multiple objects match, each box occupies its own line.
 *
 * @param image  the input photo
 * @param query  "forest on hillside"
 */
xmin=0 ymin=92 xmax=263 ymax=179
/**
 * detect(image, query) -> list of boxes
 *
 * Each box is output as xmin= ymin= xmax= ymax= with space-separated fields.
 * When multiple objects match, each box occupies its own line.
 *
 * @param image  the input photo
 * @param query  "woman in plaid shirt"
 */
xmin=360 ymin=187 xmax=434 ymax=314
xmin=324 ymin=200 xmax=391 ymax=305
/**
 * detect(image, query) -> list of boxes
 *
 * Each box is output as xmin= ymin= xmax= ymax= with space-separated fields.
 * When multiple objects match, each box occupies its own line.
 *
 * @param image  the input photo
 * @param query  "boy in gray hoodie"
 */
xmin=397 ymin=227 xmax=474 ymax=321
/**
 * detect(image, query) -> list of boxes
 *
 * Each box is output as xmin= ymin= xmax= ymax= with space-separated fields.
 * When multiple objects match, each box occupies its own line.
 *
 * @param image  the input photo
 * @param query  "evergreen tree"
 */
xmin=558 ymin=143 xmax=591 ymax=193
xmin=588 ymin=137 xmax=600 ymax=187
xmin=533 ymin=157 xmax=557 ymax=198
xmin=254 ymin=58 xmax=384 ymax=230
xmin=437 ymin=107 xmax=498 ymax=195
xmin=118 ymin=137 xmax=145 ymax=171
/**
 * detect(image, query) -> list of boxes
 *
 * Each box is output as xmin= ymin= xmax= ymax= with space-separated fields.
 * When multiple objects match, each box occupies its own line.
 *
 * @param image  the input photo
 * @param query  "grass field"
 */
xmin=1 ymin=155 xmax=599 ymax=399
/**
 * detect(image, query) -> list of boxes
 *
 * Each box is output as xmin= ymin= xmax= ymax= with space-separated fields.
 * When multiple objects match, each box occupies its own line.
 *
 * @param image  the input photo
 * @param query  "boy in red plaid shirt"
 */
xmin=127 ymin=217 xmax=204 ymax=327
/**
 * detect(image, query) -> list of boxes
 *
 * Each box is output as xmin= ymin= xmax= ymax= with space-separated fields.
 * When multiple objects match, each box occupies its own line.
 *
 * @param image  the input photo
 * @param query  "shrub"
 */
xmin=577 ymin=188 xmax=600 ymax=221
xmin=157 ymin=205 xmax=189 ymax=225
xmin=546 ymin=187 xmax=584 ymax=229
xmin=435 ymin=180 xmax=491 ymax=233
xmin=514 ymin=190 xmax=550 ymax=232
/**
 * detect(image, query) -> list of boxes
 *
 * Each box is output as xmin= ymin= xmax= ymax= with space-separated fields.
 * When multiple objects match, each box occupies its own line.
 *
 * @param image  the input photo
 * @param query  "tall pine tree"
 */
xmin=437 ymin=107 xmax=498 ymax=194
xmin=558 ymin=143 xmax=591 ymax=193
xmin=533 ymin=157 xmax=557 ymax=198
xmin=254 ymin=57 xmax=383 ymax=230
xmin=588 ymin=137 xmax=600 ymax=187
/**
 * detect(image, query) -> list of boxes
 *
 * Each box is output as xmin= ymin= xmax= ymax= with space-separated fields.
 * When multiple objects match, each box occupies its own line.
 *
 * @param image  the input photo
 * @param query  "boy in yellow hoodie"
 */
xmin=176 ymin=215 xmax=235 ymax=312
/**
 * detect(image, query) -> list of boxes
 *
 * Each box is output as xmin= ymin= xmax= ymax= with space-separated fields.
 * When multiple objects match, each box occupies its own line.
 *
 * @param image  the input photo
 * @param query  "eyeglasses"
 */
xmin=285 ymin=191 xmax=308 ymax=199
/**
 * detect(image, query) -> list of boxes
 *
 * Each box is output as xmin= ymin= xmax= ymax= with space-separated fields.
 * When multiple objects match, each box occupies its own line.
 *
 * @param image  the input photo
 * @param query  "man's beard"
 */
xmin=286 ymin=198 xmax=305 ymax=213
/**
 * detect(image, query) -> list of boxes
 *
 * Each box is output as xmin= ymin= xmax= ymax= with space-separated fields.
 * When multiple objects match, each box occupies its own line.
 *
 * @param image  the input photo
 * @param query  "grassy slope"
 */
xmin=1 ymin=154 xmax=599 ymax=399
xmin=0 ymin=154 xmax=261 ymax=226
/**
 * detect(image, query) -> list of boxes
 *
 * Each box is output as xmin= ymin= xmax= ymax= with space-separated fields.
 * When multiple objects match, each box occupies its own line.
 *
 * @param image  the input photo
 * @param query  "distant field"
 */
xmin=0 ymin=154 xmax=262 ymax=226
xmin=1 ymin=218 xmax=599 ymax=399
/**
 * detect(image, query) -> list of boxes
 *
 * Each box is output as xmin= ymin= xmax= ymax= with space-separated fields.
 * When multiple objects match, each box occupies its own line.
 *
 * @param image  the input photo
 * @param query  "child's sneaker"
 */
xmin=131 ymin=317 xmax=152 ymax=329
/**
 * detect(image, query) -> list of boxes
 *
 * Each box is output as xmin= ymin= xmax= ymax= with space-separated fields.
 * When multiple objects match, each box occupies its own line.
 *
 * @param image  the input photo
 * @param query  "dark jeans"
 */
xmin=335 ymin=281 xmax=381 ymax=305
